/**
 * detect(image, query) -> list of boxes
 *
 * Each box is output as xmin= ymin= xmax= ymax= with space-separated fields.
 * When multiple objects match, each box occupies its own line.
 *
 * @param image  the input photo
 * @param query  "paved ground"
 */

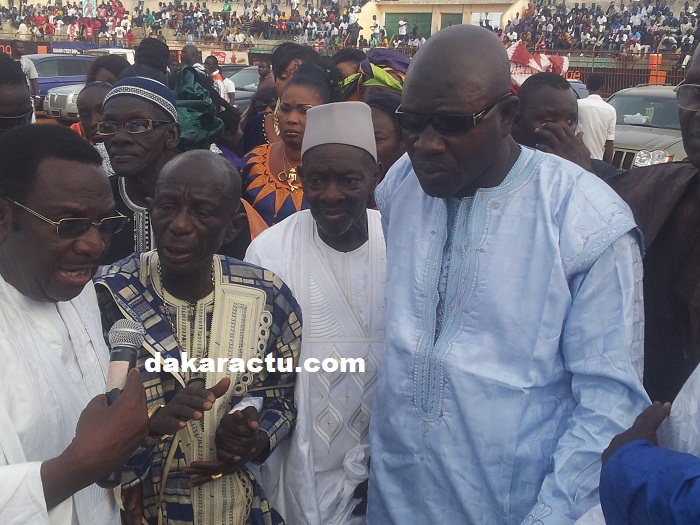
xmin=35 ymin=111 xmax=63 ymax=125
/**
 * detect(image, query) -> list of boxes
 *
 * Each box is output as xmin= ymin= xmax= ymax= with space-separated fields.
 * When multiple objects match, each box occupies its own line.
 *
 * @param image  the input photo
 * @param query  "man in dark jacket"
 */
xmin=607 ymin=50 xmax=700 ymax=403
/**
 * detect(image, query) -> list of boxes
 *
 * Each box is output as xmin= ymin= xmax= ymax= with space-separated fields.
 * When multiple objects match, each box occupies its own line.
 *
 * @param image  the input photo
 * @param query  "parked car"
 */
xmin=83 ymin=47 xmax=135 ymax=64
xmin=219 ymin=63 xmax=247 ymax=77
xmin=43 ymin=83 xmax=84 ymax=123
xmin=225 ymin=66 xmax=259 ymax=114
xmin=568 ymin=79 xmax=589 ymax=99
xmin=24 ymin=54 xmax=96 ymax=103
xmin=606 ymin=84 xmax=686 ymax=170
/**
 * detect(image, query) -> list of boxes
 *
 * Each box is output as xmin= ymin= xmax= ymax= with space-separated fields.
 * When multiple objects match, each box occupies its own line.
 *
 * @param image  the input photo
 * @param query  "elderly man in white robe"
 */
xmin=245 ymin=101 xmax=385 ymax=525
xmin=0 ymin=125 xmax=148 ymax=524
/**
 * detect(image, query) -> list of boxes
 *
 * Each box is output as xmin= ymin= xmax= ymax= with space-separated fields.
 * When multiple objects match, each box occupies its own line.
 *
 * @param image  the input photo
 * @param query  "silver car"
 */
xmin=43 ymin=83 xmax=84 ymax=123
xmin=606 ymin=85 xmax=687 ymax=170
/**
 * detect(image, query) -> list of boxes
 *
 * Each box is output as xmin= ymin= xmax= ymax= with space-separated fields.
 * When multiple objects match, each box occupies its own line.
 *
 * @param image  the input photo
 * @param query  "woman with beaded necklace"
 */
xmin=240 ymin=63 xmax=341 ymax=226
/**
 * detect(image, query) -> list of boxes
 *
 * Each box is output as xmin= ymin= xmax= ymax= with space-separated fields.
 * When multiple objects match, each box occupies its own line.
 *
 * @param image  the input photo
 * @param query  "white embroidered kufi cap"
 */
xmin=301 ymin=101 xmax=377 ymax=161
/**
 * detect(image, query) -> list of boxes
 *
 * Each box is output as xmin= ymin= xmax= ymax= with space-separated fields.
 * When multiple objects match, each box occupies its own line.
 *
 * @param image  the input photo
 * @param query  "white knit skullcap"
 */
xmin=301 ymin=102 xmax=377 ymax=161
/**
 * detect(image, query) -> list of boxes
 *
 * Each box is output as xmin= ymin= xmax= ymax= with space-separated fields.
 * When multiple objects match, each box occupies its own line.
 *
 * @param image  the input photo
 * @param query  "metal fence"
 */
xmin=548 ymin=50 xmax=687 ymax=97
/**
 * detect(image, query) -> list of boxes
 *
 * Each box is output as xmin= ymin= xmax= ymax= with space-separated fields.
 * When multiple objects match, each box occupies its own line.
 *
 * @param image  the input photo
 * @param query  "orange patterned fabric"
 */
xmin=241 ymin=143 xmax=308 ymax=226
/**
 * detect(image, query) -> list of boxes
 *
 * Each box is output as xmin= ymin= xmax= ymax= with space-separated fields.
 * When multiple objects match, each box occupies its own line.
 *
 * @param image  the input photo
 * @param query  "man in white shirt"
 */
xmin=0 ymin=123 xmax=148 ymax=524
xmin=577 ymin=73 xmax=617 ymax=163
xmin=597 ymin=13 xmax=607 ymax=31
xmin=246 ymin=102 xmax=385 ymax=525
xmin=398 ymin=17 xmax=407 ymax=44
xmin=370 ymin=15 xmax=380 ymax=46
xmin=10 ymin=40 xmax=39 ymax=116
xmin=204 ymin=55 xmax=235 ymax=104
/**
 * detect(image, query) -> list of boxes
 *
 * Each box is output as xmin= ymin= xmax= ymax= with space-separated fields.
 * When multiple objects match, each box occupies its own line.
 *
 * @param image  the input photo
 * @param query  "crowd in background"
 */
xmin=0 ymin=0 xmax=367 ymax=48
xmin=495 ymin=0 xmax=700 ymax=60
xmin=3 ymin=0 xmax=700 ymax=62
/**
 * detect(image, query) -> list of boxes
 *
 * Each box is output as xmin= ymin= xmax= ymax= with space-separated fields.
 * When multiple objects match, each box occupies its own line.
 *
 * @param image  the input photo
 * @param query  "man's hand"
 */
xmin=41 ymin=369 xmax=149 ymax=510
xmin=352 ymin=479 xmax=369 ymax=516
xmin=602 ymin=401 xmax=672 ymax=466
xmin=121 ymin=484 xmax=144 ymax=525
xmin=148 ymin=377 xmax=230 ymax=436
xmin=180 ymin=406 xmax=270 ymax=487
xmin=535 ymin=122 xmax=593 ymax=172
xmin=181 ymin=459 xmax=238 ymax=487
xmin=215 ymin=406 xmax=270 ymax=464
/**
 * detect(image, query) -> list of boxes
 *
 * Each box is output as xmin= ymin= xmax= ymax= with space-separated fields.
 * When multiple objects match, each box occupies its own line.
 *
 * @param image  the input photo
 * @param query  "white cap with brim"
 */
xmin=301 ymin=101 xmax=377 ymax=161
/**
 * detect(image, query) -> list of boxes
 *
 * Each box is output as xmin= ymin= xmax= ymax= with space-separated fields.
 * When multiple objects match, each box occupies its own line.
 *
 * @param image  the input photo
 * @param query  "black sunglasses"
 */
xmin=395 ymin=93 xmax=514 ymax=135
xmin=5 ymin=198 xmax=128 ymax=238
xmin=0 ymin=109 xmax=33 ymax=131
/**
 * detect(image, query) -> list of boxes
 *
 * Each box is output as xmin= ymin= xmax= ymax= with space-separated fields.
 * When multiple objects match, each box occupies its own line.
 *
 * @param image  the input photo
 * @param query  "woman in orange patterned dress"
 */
xmin=241 ymin=63 xmax=340 ymax=226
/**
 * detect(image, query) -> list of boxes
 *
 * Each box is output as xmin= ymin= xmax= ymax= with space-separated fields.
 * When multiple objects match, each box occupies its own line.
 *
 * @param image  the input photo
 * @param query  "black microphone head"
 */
xmin=108 ymin=319 xmax=146 ymax=349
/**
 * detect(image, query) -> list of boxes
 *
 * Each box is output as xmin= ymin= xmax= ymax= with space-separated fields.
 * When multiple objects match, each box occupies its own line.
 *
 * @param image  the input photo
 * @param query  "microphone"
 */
xmin=97 ymin=319 xmax=146 ymax=489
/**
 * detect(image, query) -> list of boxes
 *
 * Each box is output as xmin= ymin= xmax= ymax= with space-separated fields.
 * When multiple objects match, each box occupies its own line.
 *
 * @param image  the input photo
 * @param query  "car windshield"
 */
xmin=607 ymin=92 xmax=681 ymax=130
xmin=228 ymin=68 xmax=259 ymax=92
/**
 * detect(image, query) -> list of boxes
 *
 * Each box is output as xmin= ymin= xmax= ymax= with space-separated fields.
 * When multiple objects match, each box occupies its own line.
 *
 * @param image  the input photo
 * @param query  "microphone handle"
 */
xmin=97 ymin=345 xmax=138 ymax=489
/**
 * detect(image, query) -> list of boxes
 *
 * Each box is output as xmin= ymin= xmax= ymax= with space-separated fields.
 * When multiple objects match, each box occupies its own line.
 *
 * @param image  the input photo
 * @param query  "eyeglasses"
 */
xmin=0 ymin=109 xmax=33 ymax=131
xmin=395 ymin=93 xmax=515 ymax=135
xmin=95 ymin=119 xmax=171 ymax=136
xmin=674 ymin=82 xmax=700 ymax=111
xmin=4 ymin=198 xmax=128 ymax=238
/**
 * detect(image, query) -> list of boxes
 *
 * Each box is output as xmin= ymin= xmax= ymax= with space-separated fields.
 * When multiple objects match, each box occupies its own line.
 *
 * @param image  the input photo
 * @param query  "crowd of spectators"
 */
xmin=1 ymin=1 xmax=137 ymax=44
xmin=3 ymin=0 xmax=698 ymax=63
xmin=494 ymin=0 xmax=700 ymax=61
xmin=0 ymin=0 xmax=367 ymax=50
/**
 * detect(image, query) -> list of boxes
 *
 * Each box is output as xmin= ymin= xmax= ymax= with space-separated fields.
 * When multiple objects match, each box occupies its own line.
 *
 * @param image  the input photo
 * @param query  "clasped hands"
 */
xmin=181 ymin=404 xmax=270 ymax=487
xmin=147 ymin=376 xmax=269 ymax=487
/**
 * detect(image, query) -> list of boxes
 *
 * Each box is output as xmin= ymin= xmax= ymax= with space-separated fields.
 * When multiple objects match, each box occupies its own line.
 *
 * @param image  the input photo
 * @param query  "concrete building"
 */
xmin=355 ymin=0 xmax=528 ymax=42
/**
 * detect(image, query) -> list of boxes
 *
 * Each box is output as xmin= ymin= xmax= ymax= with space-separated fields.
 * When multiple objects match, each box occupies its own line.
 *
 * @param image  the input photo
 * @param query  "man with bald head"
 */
xmin=95 ymin=150 xmax=301 ymax=525
xmin=181 ymin=44 xmax=202 ymax=70
xmin=368 ymin=25 xmax=649 ymax=524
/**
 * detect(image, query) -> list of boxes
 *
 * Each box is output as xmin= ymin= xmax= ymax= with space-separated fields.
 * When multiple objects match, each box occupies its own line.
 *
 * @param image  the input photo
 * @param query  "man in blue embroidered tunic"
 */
xmin=94 ymin=150 xmax=302 ymax=525
xmin=367 ymin=25 xmax=650 ymax=525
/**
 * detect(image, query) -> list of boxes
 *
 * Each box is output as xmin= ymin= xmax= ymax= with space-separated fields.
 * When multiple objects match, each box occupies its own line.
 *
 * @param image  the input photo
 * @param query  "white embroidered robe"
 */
xmin=0 ymin=277 xmax=120 ymax=524
xmin=245 ymin=209 xmax=386 ymax=525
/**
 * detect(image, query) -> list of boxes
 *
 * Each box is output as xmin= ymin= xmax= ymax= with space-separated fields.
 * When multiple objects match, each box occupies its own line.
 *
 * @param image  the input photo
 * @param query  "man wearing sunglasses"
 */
xmin=607 ymin=48 xmax=700 ymax=406
xmin=368 ymin=25 xmax=648 ymax=525
xmin=0 ymin=54 xmax=33 ymax=137
xmin=0 ymin=124 xmax=148 ymax=524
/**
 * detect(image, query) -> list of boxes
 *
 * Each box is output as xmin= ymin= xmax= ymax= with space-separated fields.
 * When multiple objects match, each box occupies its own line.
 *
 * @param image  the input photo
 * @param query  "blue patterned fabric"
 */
xmin=94 ymin=252 xmax=302 ymax=525
xmin=368 ymin=148 xmax=650 ymax=524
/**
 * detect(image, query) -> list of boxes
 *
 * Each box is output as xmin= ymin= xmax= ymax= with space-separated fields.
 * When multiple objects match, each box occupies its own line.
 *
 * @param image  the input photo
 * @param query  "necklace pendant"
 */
xmin=288 ymin=168 xmax=297 ymax=183
xmin=278 ymin=170 xmax=288 ymax=182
